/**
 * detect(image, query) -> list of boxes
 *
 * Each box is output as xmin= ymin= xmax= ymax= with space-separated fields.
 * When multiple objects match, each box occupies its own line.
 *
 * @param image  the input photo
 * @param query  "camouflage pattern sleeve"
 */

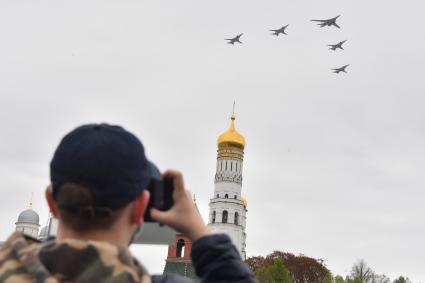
xmin=0 ymin=232 xmax=56 ymax=283
xmin=0 ymin=232 xmax=152 ymax=283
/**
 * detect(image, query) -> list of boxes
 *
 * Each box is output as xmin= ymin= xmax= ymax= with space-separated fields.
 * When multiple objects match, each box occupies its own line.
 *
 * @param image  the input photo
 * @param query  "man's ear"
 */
xmin=131 ymin=190 xmax=150 ymax=225
xmin=45 ymin=185 xmax=59 ymax=218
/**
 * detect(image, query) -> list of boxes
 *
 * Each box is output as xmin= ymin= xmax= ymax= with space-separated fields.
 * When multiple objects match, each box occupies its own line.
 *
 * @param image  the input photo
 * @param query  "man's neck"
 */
xmin=57 ymin=223 xmax=131 ymax=247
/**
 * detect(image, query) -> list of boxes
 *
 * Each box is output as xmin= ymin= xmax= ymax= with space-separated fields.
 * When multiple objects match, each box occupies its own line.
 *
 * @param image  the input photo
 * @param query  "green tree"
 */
xmin=345 ymin=277 xmax=362 ymax=283
xmin=271 ymin=259 xmax=292 ymax=283
xmin=334 ymin=275 xmax=345 ymax=283
xmin=323 ymin=272 xmax=334 ymax=283
xmin=393 ymin=276 xmax=411 ymax=283
xmin=255 ymin=266 xmax=274 ymax=283
xmin=254 ymin=259 xmax=293 ymax=283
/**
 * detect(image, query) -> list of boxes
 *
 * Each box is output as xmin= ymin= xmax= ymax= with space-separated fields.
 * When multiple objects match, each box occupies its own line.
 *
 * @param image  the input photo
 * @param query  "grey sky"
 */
xmin=1 ymin=0 xmax=424 ymax=281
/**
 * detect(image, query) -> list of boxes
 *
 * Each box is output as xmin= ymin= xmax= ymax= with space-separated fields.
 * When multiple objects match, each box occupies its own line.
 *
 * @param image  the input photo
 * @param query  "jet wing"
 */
xmin=332 ymin=22 xmax=341 ymax=28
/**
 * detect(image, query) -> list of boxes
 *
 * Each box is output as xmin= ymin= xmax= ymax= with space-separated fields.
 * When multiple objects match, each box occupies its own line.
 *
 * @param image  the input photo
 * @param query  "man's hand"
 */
xmin=150 ymin=170 xmax=211 ymax=241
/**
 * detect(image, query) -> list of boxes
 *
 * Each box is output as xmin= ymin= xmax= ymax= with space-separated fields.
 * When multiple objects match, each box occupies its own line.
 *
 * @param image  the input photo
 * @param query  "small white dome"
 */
xmin=17 ymin=209 xmax=39 ymax=224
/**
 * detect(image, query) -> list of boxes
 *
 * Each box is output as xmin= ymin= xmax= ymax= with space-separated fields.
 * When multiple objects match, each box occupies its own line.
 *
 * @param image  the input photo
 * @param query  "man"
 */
xmin=0 ymin=124 xmax=256 ymax=283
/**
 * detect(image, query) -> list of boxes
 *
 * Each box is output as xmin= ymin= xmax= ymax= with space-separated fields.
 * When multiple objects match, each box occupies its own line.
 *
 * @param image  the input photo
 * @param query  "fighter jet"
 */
xmin=332 ymin=64 xmax=350 ymax=74
xmin=270 ymin=25 xmax=289 ymax=36
xmin=225 ymin=33 xmax=243 ymax=45
xmin=311 ymin=15 xmax=341 ymax=29
xmin=328 ymin=40 xmax=347 ymax=51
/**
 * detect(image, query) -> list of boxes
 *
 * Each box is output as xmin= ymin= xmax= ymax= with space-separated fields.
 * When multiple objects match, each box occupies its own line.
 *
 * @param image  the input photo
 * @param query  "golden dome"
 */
xmin=241 ymin=196 xmax=248 ymax=208
xmin=217 ymin=115 xmax=246 ymax=149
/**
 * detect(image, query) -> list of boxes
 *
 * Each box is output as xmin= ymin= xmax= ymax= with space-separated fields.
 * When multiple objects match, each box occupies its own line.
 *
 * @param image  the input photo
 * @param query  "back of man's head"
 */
xmin=49 ymin=123 xmax=153 ymax=233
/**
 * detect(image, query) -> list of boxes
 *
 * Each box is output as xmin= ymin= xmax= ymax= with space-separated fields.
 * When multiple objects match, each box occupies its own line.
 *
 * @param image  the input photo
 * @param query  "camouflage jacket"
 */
xmin=0 ymin=232 xmax=256 ymax=283
xmin=0 ymin=232 xmax=151 ymax=283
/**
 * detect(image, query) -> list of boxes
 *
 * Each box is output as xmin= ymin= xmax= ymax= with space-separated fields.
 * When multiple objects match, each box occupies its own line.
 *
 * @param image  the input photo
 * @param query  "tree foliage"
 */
xmin=334 ymin=275 xmax=345 ymax=283
xmin=324 ymin=272 xmax=334 ymax=283
xmin=245 ymin=251 xmax=329 ymax=283
xmin=247 ymin=255 xmax=413 ymax=283
xmin=393 ymin=276 xmax=412 ymax=283
xmin=254 ymin=259 xmax=292 ymax=283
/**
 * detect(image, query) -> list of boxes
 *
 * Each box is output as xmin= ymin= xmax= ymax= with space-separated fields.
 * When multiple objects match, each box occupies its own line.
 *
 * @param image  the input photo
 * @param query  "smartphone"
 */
xmin=144 ymin=176 xmax=174 ymax=222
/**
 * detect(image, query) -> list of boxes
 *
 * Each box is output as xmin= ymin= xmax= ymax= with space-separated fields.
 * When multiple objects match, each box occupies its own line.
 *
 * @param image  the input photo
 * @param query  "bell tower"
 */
xmin=163 ymin=197 xmax=200 ymax=281
xmin=163 ymin=234 xmax=197 ymax=279
xmin=208 ymin=110 xmax=247 ymax=259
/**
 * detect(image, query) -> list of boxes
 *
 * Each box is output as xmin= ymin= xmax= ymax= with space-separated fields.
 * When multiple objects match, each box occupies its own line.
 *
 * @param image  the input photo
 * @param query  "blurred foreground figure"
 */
xmin=0 ymin=123 xmax=256 ymax=283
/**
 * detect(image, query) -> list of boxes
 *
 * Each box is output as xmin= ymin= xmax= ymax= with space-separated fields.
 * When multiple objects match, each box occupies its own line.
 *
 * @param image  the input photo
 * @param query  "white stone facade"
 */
xmin=208 ymin=150 xmax=247 ymax=259
xmin=15 ymin=223 xmax=39 ymax=238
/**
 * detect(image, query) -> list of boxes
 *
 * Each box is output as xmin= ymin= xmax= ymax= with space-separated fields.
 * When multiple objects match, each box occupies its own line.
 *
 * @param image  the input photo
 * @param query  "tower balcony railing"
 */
xmin=209 ymin=198 xmax=243 ymax=205
xmin=214 ymin=174 xmax=242 ymax=185
xmin=208 ymin=221 xmax=244 ymax=228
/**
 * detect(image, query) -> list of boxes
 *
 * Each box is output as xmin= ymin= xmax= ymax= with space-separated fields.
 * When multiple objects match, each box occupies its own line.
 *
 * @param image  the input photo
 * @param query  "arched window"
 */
xmin=234 ymin=212 xmax=239 ymax=225
xmin=231 ymin=162 xmax=233 ymax=171
xmin=176 ymin=239 xmax=185 ymax=258
xmin=225 ymin=194 xmax=228 ymax=198
xmin=234 ymin=195 xmax=237 ymax=199
xmin=212 ymin=211 xmax=216 ymax=223
xmin=216 ymin=193 xmax=219 ymax=198
xmin=222 ymin=210 xmax=228 ymax=223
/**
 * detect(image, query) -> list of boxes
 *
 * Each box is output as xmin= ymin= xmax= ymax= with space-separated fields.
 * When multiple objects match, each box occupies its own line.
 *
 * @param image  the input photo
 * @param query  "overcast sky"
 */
xmin=1 ymin=0 xmax=424 ymax=281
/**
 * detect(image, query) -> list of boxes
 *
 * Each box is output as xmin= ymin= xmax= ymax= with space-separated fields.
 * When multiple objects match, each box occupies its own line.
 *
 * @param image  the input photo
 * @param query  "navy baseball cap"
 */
xmin=50 ymin=123 xmax=155 ymax=210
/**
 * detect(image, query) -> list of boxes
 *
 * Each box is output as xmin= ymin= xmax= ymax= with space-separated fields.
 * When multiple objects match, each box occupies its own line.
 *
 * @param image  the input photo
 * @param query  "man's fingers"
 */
xmin=185 ymin=190 xmax=193 ymax=202
xmin=150 ymin=208 xmax=170 ymax=225
xmin=163 ymin=169 xmax=185 ymax=194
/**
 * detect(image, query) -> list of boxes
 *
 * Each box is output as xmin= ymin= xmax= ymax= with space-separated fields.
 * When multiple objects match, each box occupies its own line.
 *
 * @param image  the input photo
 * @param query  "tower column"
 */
xmin=208 ymin=114 xmax=248 ymax=259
